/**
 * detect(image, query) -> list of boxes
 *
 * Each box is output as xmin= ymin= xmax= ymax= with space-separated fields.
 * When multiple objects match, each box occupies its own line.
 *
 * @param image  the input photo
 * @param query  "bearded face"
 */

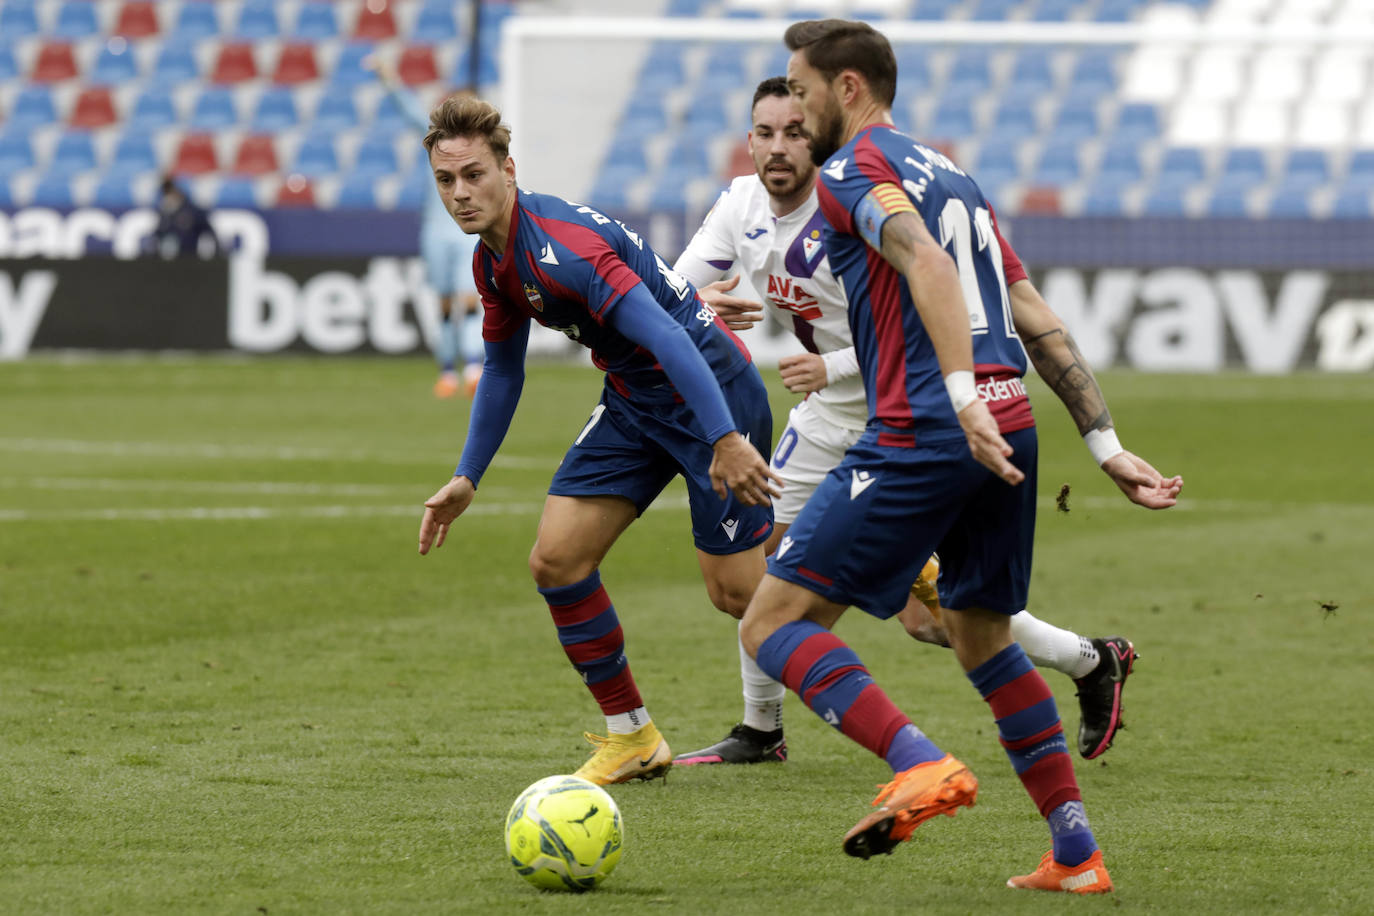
xmin=806 ymin=90 xmax=846 ymax=167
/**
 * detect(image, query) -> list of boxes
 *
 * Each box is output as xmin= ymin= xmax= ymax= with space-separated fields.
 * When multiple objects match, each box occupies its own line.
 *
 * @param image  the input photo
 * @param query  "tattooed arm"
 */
xmin=1008 ymin=278 xmax=1183 ymax=509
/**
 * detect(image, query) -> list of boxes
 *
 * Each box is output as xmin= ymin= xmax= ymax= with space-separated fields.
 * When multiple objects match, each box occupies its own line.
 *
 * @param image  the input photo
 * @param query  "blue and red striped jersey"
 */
xmin=474 ymin=190 xmax=752 ymax=399
xmin=816 ymin=124 xmax=1034 ymax=437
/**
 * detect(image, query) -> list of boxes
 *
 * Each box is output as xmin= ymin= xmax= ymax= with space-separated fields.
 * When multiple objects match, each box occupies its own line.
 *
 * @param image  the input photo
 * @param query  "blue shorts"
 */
xmin=549 ymin=367 xmax=774 ymax=556
xmin=767 ymin=425 xmax=1038 ymax=617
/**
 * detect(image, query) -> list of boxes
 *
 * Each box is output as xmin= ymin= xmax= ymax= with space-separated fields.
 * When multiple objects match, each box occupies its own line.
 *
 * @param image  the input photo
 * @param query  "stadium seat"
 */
xmin=231 ymin=135 xmax=280 ymax=176
xmin=69 ymin=88 xmax=118 ymax=128
xmin=336 ymin=172 xmax=379 ymax=209
xmin=293 ymin=2 xmax=339 ymax=40
xmin=1293 ymin=102 xmax=1352 ymax=148
xmin=52 ymin=131 xmax=97 ymax=172
xmin=31 ymin=172 xmax=75 ymax=209
xmin=926 ymin=100 xmax=976 ymax=140
xmin=911 ymin=0 xmax=959 ymax=21
xmin=683 ymin=94 xmax=731 ymax=135
xmin=9 ymin=85 xmax=58 ymax=128
xmin=93 ymin=172 xmax=142 ymax=209
xmin=1112 ymin=103 xmax=1162 ymax=142
xmin=1186 ymin=47 xmax=1246 ymax=103
xmin=128 ymin=88 xmax=178 ymax=130
xmin=1231 ymin=101 xmax=1289 ymax=146
xmin=0 ymin=1 xmax=39 ymax=39
xmin=354 ymin=2 xmax=398 ymax=40
xmin=985 ymin=101 xmax=1039 ymax=143
xmin=893 ymin=47 xmax=931 ymax=92
xmin=371 ymin=93 xmax=415 ymax=132
xmin=648 ymin=175 xmax=688 ymax=211
xmin=216 ymin=176 xmax=260 ymax=208
xmin=0 ymin=132 xmax=35 ymax=175
xmin=153 ymin=41 xmax=201 ymax=83
xmin=189 ymin=87 xmax=240 ymax=131
xmin=1345 ymin=150 xmax=1374 ymax=185
xmin=395 ymin=164 xmax=435 ymax=209
xmin=1156 ymin=147 xmax=1207 ymax=187
xmin=1050 ymin=98 xmax=1099 ymax=141
xmin=1009 ymin=48 xmax=1055 ymax=92
xmin=1219 ymin=147 xmax=1268 ymax=184
xmin=0 ymin=178 xmax=14 ymax=209
xmin=292 ymin=135 xmax=340 ymax=177
xmin=664 ymin=139 xmax=712 ymax=180
xmin=1330 ymin=184 xmax=1374 ymax=219
xmin=276 ymin=176 xmax=317 ymax=208
xmin=330 ymin=42 xmax=377 ymax=86
xmin=353 ymin=134 xmax=399 ymax=176
xmin=1204 ymin=178 xmax=1256 ymax=218
xmin=945 ymin=48 xmax=993 ymax=99
xmin=53 ymin=1 xmax=100 ymax=39
xmin=0 ymin=42 xmax=16 ymax=81
xmin=1266 ymin=185 xmax=1313 ymax=218
xmin=113 ymin=2 xmax=160 ymax=38
xmin=1019 ymin=186 xmax=1062 ymax=215
xmin=1032 ymin=140 xmax=1081 ymax=186
xmin=171 ymin=2 xmax=220 ymax=41
xmin=398 ymin=45 xmax=440 ymax=85
xmin=974 ymin=144 xmax=1021 ymax=183
xmin=970 ymin=0 xmax=1021 ymax=22
xmin=1282 ymin=149 xmax=1331 ymax=188
xmin=1029 ymin=0 xmax=1079 ymax=21
xmin=32 ymin=42 xmax=79 ymax=82
xmin=172 ymin=134 xmax=220 ymax=175
xmin=211 ymin=44 xmax=259 ymax=84
xmin=1094 ymin=0 xmax=1142 ymax=22
xmin=1081 ymin=181 xmax=1128 ymax=216
xmin=1121 ymin=47 xmax=1184 ymax=102
xmin=1141 ymin=184 xmax=1189 ymax=217
xmin=637 ymin=42 xmax=686 ymax=93
xmin=1097 ymin=141 xmax=1144 ymax=183
xmin=235 ymin=0 xmax=280 ymax=40
xmin=90 ymin=44 xmax=141 ymax=85
xmin=250 ymin=88 xmax=300 ymax=132
xmin=1067 ymin=49 xmax=1117 ymax=98
xmin=1248 ymin=47 xmax=1307 ymax=105
xmin=272 ymin=43 xmax=320 ymax=84
xmin=413 ymin=1 xmax=460 ymax=42
xmin=1310 ymin=47 xmax=1367 ymax=103
xmin=313 ymin=88 xmax=360 ymax=130
xmin=109 ymin=131 xmax=159 ymax=175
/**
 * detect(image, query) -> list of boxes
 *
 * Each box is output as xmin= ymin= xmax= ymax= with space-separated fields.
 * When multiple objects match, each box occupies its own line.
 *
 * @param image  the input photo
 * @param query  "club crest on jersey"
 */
xmin=523 ymin=282 xmax=544 ymax=311
xmin=802 ymin=229 xmax=822 ymax=262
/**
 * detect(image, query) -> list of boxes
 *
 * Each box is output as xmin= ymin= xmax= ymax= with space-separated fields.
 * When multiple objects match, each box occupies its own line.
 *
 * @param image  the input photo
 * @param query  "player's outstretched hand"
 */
xmin=1101 ymin=451 xmax=1183 ymax=509
xmin=418 ymin=475 xmax=477 ymax=555
xmin=698 ymin=276 xmax=764 ymax=332
xmin=779 ymin=353 xmax=828 ymax=393
xmin=955 ymin=400 xmax=1025 ymax=486
xmin=710 ymin=431 xmax=783 ymax=506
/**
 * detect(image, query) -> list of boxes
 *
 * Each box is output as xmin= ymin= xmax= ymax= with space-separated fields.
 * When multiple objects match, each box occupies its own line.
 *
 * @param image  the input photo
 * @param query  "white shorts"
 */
xmin=769 ymin=398 xmax=864 ymax=525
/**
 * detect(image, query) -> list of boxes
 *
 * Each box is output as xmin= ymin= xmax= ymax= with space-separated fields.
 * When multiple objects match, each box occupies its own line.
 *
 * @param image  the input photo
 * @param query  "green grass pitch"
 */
xmin=1 ymin=356 xmax=1370 ymax=914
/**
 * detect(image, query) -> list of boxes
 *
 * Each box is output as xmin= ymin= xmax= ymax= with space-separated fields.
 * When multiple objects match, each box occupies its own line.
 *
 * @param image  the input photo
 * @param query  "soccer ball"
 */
xmin=504 ymin=775 xmax=623 ymax=892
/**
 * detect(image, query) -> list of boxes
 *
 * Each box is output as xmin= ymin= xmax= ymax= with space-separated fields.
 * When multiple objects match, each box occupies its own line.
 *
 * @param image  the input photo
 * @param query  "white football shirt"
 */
xmin=675 ymin=176 xmax=867 ymax=432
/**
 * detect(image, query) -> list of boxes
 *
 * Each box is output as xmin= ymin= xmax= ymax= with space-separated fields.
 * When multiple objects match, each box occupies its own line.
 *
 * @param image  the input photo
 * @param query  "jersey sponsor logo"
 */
xmin=776 ymin=535 xmax=794 ymax=558
xmin=745 ymin=226 xmax=768 ymax=240
xmin=976 ymin=376 xmax=1028 ymax=404
xmin=539 ymin=243 xmax=559 ymax=265
xmin=822 ymin=708 xmax=840 ymax=726
xmin=850 ymin=469 xmax=876 ymax=499
xmin=823 ymin=157 xmax=847 ymax=181
xmin=721 ymin=518 xmax=739 ymax=540
xmin=522 ymin=281 xmax=544 ymax=312
xmin=765 ymin=274 xmax=822 ymax=321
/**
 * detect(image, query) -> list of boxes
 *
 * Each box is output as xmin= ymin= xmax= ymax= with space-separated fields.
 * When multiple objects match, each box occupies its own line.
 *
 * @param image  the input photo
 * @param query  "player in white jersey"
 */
xmin=671 ymin=77 xmax=1137 ymax=766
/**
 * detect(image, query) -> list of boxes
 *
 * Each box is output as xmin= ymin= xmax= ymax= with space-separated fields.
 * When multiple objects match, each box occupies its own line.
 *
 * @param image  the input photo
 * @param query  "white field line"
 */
xmin=0 ymin=437 xmax=555 ymax=469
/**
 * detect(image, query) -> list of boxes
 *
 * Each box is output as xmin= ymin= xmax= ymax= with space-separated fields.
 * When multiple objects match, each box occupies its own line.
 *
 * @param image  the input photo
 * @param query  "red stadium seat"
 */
xmin=211 ymin=43 xmax=258 ymax=84
xmin=114 ymin=1 xmax=160 ymax=38
xmin=1019 ymin=186 xmax=1063 ymax=215
xmin=69 ymin=87 xmax=118 ymax=128
xmin=272 ymin=43 xmax=320 ymax=84
xmin=231 ymin=135 xmax=279 ymax=176
xmin=354 ymin=3 xmax=398 ymax=40
xmin=172 ymin=134 xmax=219 ymax=175
xmin=32 ymin=43 xmax=79 ymax=82
xmin=276 ymin=175 xmax=316 ymax=207
xmin=397 ymin=45 xmax=439 ymax=85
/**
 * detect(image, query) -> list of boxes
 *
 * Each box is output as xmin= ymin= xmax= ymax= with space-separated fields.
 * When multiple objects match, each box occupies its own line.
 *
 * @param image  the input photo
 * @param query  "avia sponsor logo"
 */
xmin=765 ymin=274 xmax=822 ymax=321
xmin=976 ymin=375 xmax=1028 ymax=404
xmin=1038 ymin=267 xmax=1374 ymax=372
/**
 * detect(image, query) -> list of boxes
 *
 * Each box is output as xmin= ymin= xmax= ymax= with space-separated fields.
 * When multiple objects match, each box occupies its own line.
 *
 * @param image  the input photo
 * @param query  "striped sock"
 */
xmin=969 ymin=643 xmax=1097 ymax=866
xmin=539 ymin=571 xmax=643 ymax=717
xmin=756 ymin=620 xmax=943 ymax=772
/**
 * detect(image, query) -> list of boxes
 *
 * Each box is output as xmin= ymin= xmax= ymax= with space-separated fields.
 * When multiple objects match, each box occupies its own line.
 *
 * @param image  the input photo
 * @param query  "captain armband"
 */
xmin=854 ymin=182 xmax=917 ymax=250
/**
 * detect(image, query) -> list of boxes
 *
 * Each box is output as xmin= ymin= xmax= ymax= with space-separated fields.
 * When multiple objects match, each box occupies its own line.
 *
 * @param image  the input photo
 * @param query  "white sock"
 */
xmin=606 ymin=707 xmax=650 ymax=735
xmin=739 ymin=621 xmax=785 ymax=733
xmin=1010 ymin=610 xmax=1099 ymax=679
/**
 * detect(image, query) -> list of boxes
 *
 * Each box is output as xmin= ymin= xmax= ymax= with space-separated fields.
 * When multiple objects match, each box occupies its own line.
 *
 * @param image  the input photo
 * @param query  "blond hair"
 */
xmin=423 ymin=95 xmax=511 ymax=162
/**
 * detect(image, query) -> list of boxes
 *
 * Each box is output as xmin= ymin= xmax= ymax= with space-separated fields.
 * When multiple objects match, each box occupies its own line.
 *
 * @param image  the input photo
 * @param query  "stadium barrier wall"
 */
xmin=1 ymin=206 xmax=1371 ymax=371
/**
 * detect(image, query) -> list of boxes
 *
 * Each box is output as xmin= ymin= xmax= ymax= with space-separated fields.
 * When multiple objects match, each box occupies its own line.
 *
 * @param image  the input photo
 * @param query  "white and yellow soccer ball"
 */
xmin=504 ymin=775 xmax=623 ymax=892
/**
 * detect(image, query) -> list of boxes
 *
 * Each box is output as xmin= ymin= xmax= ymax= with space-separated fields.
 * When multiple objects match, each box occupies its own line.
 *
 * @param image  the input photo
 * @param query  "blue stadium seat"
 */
xmin=1112 ymin=103 xmax=1161 ymax=143
xmin=171 ymin=2 xmax=221 ymax=41
xmin=927 ymin=100 xmax=976 ymax=140
xmin=1009 ymin=48 xmax=1055 ymax=91
xmin=52 ymin=131 xmax=97 ymax=172
xmin=1220 ymin=147 xmax=1268 ymax=183
xmin=664 ymin=139 xmax=712 ymax=180
xmin=986 ymin=101 xmax=1039 ymax=143
xmin=31 ymin=172 xmax=75 ymax=208
xmin=1141 ymin=184 xmax=1188 ymax=217
xmin=603 ymin=140 xmax=648 ymax=173
xmin=974 ymin=145 xmax=1020 ymax=188
xmin=129 ymin=89 xmax=178 ymax=130
xmin=0 ymin=1 xmax=39 ymax=39
xmin=1282 ymin=149 xmax=1331 ymax=188
xmin=251 ymin=87 xmax=300 ymax=132
xmin=1346 ymin=150 xmax=1374 ymax=186
xmin=336 ymin=173 xmax=379 ymax=209
xmin=189 ymin=88 xmax=240 ymax=131
xmin=9 ymin=85 xmax=57 ymax=129
xmin=648 ymin=174 xmax=688 ymax=211
xmin=313 ymin=88 xmax=360 ymax=130
xmin=911 ymin=0 xmax=958 ymax=21
xmin=589 ymin=165 xmax=638 ymax=211
xmin=973 ymin=0 xmax=1021 ymax=20
xmin=0 ymin=178 xmax=14 ymax=208
xmin=638 ymin=42 xmax=686 ymax=93
xmin=53 ymin=1 xmax=99 ymax=38
xmin=664 ymin=0 xmax=708 ymax=14
xmin=154 ymin=41 xmax=201 ymax=83
xmin=1032 ymin=141 xmax=1081 ymax=186
xmin=1029 ymin=0 xmax=1079 ymax=21
xmin=1204 ymin=179 xmax=1254 ymax=218
xmin=293 ymin=1 xmax=339 ymax=40
xmin=1081 ymin=181 xmax=1127 ymax=216
xmin=371 ymin=94 xmax=414 ymax=132
xmin=353 ymin=134 xmax=399 ymax=176
xmin=1068 ymin=49 xmax=1117 ymax=97
xmin=1267 ymin=185 xmax=1313 ymax=218
xmin=698 ymin=45 xmax=749 ymax=93
xmin=413 ymin=0 xmax=459 ymax=41
xmin=293 ymin=135 xmax=340 ymax=176
xmin=621 ymin=95 xmax=669 ymax=136
xmin=1050 ymin=99 xmax=1099 ymax=141
xmin=1094 ymin=0 xmax=1142 ymax=22
xmin=0 ymin=131 xmax=34 ymax=175
xmin=894 ymin=47 xmax=931 ymax=92
xmin=683 ymin=94 xmax=731 ymax=135
xmin=1330 ymin=184 xmax=1374 ymax=219
xmin=109 ymin=132 xmax=159 ymax=175
xmin=396 ymin=164 xmax=434 ymax=209
xmin=1097 ymin=141 xmax=1144 ymax=183
xmin=945 ymin=48 xmax=993 ymax=99
xmin=93 ymin=173 xmax=142 ymax=209
xmin=330 ymin=42 xmax=377 ymax=86
xmin=236 ymin=0 xmax=280 ymax=39
xmin=1156 ymin=147 xmax=1206 ymax=187
xmin=91 ymin=44 xmax=140 ymax=85
xmin=216 ymin=176 xmax=260 ymax=209
xmin=0 ymin=41 xmax=17 ymax=81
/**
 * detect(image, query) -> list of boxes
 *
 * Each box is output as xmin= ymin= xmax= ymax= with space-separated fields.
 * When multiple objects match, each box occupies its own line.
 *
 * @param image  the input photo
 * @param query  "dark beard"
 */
xmin=807 ymin=103 xmax=844 ymax=167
